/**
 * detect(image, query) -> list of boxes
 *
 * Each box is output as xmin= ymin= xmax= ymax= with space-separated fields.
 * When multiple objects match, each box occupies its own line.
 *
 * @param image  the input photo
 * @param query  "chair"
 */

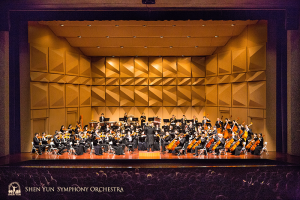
xmin=241 ymin=142 xmax=247 ymax=155
xmin=69 ymin=142 xmax=76 ymax=155
xmin=49 ymin=139 xmax=58 ymax=155
xmin=90 ymin=143 xmax=95 ymax=155
xmin=260 ymin=142 xmax=269 ymax=155
xmin=31 ymin=142 xmax=39 ymax=155
xmin=108 ymin=141 xmax=115 ymax=154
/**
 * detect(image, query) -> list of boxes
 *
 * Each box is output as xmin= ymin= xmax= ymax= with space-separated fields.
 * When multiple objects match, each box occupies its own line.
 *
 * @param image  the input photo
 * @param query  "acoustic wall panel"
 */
xmin=135 ymin=57 xmax=148 ymax=77
xmin=192 ymin=107 xmax=205 ymax=119
xmin=191 ymin=57 xmax=206 ymax=77
xmin=248 ymin=44 xmax=266 ymax=71
xmin=149 ymin=86 xmax=163 ymax=106
xmin=163 ymin=78 xmax=177 ymax=85
xmin=178 ymin=107 xmax=192 ymax=119
xmin=66 ymin=52 xmax=79 ymax=75
xmin=135 ymin=78 xmax=148 ymax=85
xmin=163 ymin=86 xmax=177 ymax=106
xmin=30 ymin=72 xmax=49 ymax=82
xmin=246 ymin=71 xmax=266 ymax=82
xmin=91 ymin=57 xmax=106 ymax=77
xmin=232 ymin=82 xmax=247 ymax=107
xmin=120 ymin=57 xmax=134 ymax=77
xmin=106 ymin=57 xmax=120 ymax=77
xmin=91 ymin=107 xmax=106 ymax=121
xmin=192 ymin=86 xmax=205 ymax=106
xmin=119 ymin=107 xmax=135 ymax=118
xmin=232 ymin=48 xmax=246 ymax=73
xmin=177 ymin=57 xmax=191 ymax=77
xmin=248 ymin=81 xmax=266 ymax=108
xmin=218 ymin=75 xmax=231 ymax=84
xmin=177 ymin=86 xmax=192 ymax=106
xmin=79 ymin=107 xmax=92 ymax=125
xmin=91 ymin=86 xmax=105 ymax=106
xmin=106 ymin=78 xmax=119 ymax=85
xmin=79 ymin=85 xmax=91 ymax=107
xmin=177 ymin=78 xmax=191 ymax=85
xmin=49 ymin=74 xmax=66 ymax=83
xmin=231 ymin=108 xmax=248 ymax=125
xmin=163 ymin=57 xmax=177 ymax=77
xmin=206 ymin=76 xmax=218 ymax=85
xmin=30 ymin=45 xmax=48 ymax=72
xmin=120 ymin=78 xmax=135 ymax=85
xmin=163 ymin=107 xmax=177 ymax=120
xmin=105 ymin=107 xmax=119 ymax=121
xmin=92 ymin=78 xmax=105 ymax=85
xmin=120 ymin=86 xmax=135 ymax=106
xmin=149 ymin=57 xmax=162 ymax=77
xmin=80 ymin=77 xmax=92 ymax=85
xmin=80 ymin=55 xmax=91 ymax=77
xmin=106 ymin=86 xmax=120 ymax=106
xmin=206 ymin=54 xmax=217 ymax=76
xmin=135 ymin=107 xmax=148 ymax=119
xmin=31 ymin=82 xmax=48 ymax=109
xmin=49 ymin=108 xmax=65 ymax=137
xmin=149 ymin=78 xmax=163 ymax=85
xmin=205 ymin=85 xmax=218 ymax=106
xmin=218 ymin=51 xmax=232 ymax=75
xmin=231 ymin=73 xmax=246 ymax=83
xmin=192 ymin=78 xmax=205 ymax=86
xmin=135 ymin=86 xmax=148 ymax=107
xmin=65 ymin=75 xmax=80 ymax=84
xmin=205 ymin=107 xmax=218 ymax=124
xmin=149 ymin=107 xmax=162 ymax=119
xmin=49 ymin=48 xmax=64 ymax=74
xmin=218 ymin=84 xmax=231 ymax=107
xmin=49 ymin=83 xmax=65 ymax=108
xmin=66 ymin=84 xmax=79 ymax=107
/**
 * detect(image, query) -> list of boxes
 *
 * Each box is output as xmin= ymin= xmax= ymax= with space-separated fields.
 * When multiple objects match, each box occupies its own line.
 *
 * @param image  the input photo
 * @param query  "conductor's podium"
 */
xmin=139 ymin=151 xmax=161 ymax=159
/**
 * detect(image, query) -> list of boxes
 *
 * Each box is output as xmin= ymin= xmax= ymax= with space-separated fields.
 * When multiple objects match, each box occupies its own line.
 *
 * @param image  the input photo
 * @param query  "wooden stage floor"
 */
xmin=0 ymin=150 xmax=299 ymax=168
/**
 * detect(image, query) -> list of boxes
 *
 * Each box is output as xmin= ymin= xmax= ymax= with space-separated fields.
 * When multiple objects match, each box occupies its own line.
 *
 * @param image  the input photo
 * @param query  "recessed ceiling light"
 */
xmin=133 ymin=36 xmax=136 ymax=38
xmin=143 ymin=25 xmax=147 ymax=27
xmin=135 ymin=55 xmax=138 ymax=57
xmin=120 ymin=46 xmax=124 ymax=48
xmin=78 ymin=36 xmax=81 ymax=38
xmin=160 ymin=36 xmax=163 ymax=38
xmin=60 ymin=24 xmax=64 ymax=27
xmin=202 ymin=24 xmax=206 ymax=26
xmin=87 ymin=24 xmax=91 ymax=27
xmin=195 ymin=46 xmax=198 ymax=48
xmin=115 ymin=25 xmax=119 ymax=27
xmin=231 ymin=24 xmax=235 ymax=26
xmin=215 ymin=35 xmax=219 ymax=38
xmin=187 ymin=36 xmax=191 ymax=38
xmin=172 ymin=25 xmax=176 ymax=27
xmin=112 ymin=55 xmax=115 ymax=57
xmin=106 ymin=36 xmax=109 ymax=38
xmin=144 ymin=46 xmax=147 ymax=48
xmin=97 ymin=46 xmax=100 ymax=48
xmin=169 ymin=46 xmax=173 ymax=48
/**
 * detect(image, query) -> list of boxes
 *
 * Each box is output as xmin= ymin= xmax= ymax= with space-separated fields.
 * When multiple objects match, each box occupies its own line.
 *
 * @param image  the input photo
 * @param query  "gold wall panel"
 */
xmin=135 ymin=107 xmax=148 ymax=119
xmin=120 ymin=86 xmax=135 ymax=106
xmin=135 ymin=57 xmax=148 ymax=77
xmin=31 ymin=82 xmax=48 ymax=109
xmin=192 ymin=57 xmax=206 ymax=77
xmin=91 ymin=86 xmax=105 ymax=107
xmin=232 ymin=48 xmax=246 ymax=73
xmin=163 ymin=78 xmax=177 ymax=85
xmin=49 ymin=74 xmax=66 ymax=83
xmin=232 ymin=82 xmax=247 ymax=107
xmin=80 ymin=77 xmax=92 ymax=85
xmin=66 ymin=52 xmax=79 ymax=75
xmin=205 ymin=76 xmax=218 ymax=85
xmin=120 ymin=57 xmax=134 ymax=77
xmin=163 ymin=107 xmax=177 ymax=120
xmin=178 ymin=78 xmax=191 ymax=85
xmin=149 ymin=57 xmax=162 ymax=77
xmin=106 ymin=86 xmax=120 ymax=107
xmin=206 ymin=54 xmax=217 ymax=76
xmin=79 ymin=107 xmax=92 ymax=125
xmin=91 ymin=57 xmax=106 ymax=77
xmin=192 ymin=107 xmax=205 ymax=119
xmin=66 ymin=84 xmax=79 ymax=107
xmin=30 ymin=45 xmax=48 ymax=72
xmin=218 ymin=51 xmax=232 ymax=75
xmin=177 ymin=107 xmax=192 ymax=119
xmin=120 ymin=78 xmax=135 ymax=85
xmin=177 ymin=57 xmax=191 ymax=77
xmin=218 ymin=75 xmax=231 ymax=84
xmin=135 ymin=86 xmax=148 ymax=107
xmin=149 ymin=107 xmax=162 ymax=119
xmin=49 ymin=108 xmax=65 ymax=136
xmin=49 ymin=83 xmax=65 ymax=108
xmin=163 ymin=57 xmax=177 ymax=77
xmin=149 ymin=86 xmax=163 ymax=106
xmin=135 ymin=78 xmax=148 ymax=85
xmin=80 ymin=55 xmax=91 ymax=77
xmin=31 ymin=109 xmax=47 ymax=119
xmin=49 ymin=48 xmax=65 ymax=74
xmin=79 ymin=85 xmax=91 ymax=107
xmin=249 ymin=108 xmax=264 ymax=118
xmin=205 ymin=85 xmax=218 ymax=106
xmin=192 ymin=78 xmax=205 ymax=86
xmin=106 ymin=78 xmax=119 ymax=85
xmin=106 ymin=57 xmax=120 ymax=77
xmin=105 ymin=107 xmax=120 ymax=122
xmin=192 ymin=86 xmax=205 ymax=106
xmin=149 ymin=78 xmax=163 ymax=85
xmin=92 ymin=78 xmax=105 ymax=85
xmin=231 ymin=73 xmax=246 ymax=83
xmin=91 ymin=107 xmax=106 ymax=121
xmin=246 ymin=71 xmax=266 ymax=82
xmin=30 ymin=72 xmax=49 ymax=82
xmin=119 ymin=107 xmax=135 ymax=118
xmin=248 ymin=81 xmax=266 ymax=108
xmin=231 ymin=108 xmax=248 ymax=124
xmin=65 ymin=75 xmax=80 ymax=84
xmin=218 ymin=84 xmax=231 ymax=107
xmin=248 ymin=44 xmax=266 ymax=71
xmin=177 ymin=86 xmax=192 ymax=106
xmin=205 ymin=107 xmax=218 ymax=123
xmin=163 ymin=86 xmax=177 ymax=106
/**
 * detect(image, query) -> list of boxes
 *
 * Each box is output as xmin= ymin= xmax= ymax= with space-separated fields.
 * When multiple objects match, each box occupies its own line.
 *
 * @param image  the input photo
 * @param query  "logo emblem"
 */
xmin=8 ymin=182 xmax=21 ymax=196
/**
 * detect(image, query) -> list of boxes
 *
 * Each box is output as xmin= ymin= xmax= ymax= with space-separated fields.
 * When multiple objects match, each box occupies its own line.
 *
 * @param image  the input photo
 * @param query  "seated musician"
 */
xmin=125 ymin=131 xmax=134 ymax=151
xmin=60 ymin=132 xmax=69 ymax=151
xmin=215 ymin=118 xmax=223 ymax=129
xmin=193 ymin=115 xmax=198 ymax=128
xmin=138 ymin=131 xmax=147 ymax=150
xmin=41 ymin=132 xmax=49 ymax=149
xmin=112 ymin=132 xmax=124 ymax=155
xmin=140 ymin=113 xmax=146 ymax=126
xmin=130 ymin=124 xmax=135 ymax=132
xmin=92 ymin=130 xmax=103 ymax=155
xmin=162 ymin=121 xmax=169 ymax=132
xmin=251 ymin=133 xmax=264 ymax=155
xmin=154 ymin=124 xmax=160 ymax=133
xmin=231 ymin=134 xmax=244 ymax=156
xmin=162 ymin=131 xmax=172 ymax=152
xmin=214 ymin=134 xmax=226 ymax=155
xmin=60 ymin=125 xmax=65 ymax=133
xmin=104 ymin=124 xmax=110 ymax=133
xmin=174 ymin=133 xmax=187 ymax=156
xmin=202 ymin=116 xmax=210 ymax=127
xmin=133 ymin=128 xmax=139 ymax=149
xmin=208 ymin=131 xmax=219 ymax=152
xmin=194 ymin=133 xmax=207 ymax=156
xmin=33 ymin=133 xmax=44 ymax=155
xmin=175 ymin=121 xmax=181 ymax=132
xmin=53 ymin=133 xmax=66 ymax=155
xmin=181 ymin=115 xmax=187 ymax=129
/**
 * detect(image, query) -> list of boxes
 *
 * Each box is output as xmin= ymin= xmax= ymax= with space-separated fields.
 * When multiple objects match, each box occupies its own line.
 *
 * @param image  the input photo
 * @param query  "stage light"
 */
xmin=120 ymin=46 xmax=124 ymax=48
xmin=231 ymin=24 xmax=235 ymax=26
xmin=112 ymin=55 xmax=115 ymax=57
xmin=172 ymin=25 xmax=176 ymax=27
xmin=142 ymin=0 xmax=155 ymax=4
xmin=78 ymin=36 xmax=81 ymax=38
xmin=202 ymin=24 xmax=206 ymax=26
xmin=106 ymin=36 xmax=109 ymax=38
xmin=87 ymin=24 xmax=91 ymax=27
xmin=115 ymin=25 xmax=119 ymax=27
xmin=97 ymin=46 xmax=100 ymax=48
xmin=143 ymin=25 xmax=147 ymax=27
xmin=215 ymin=35 xmax=219 ymax=38
xmin=133 ymin=36 xmax=136 ymax=38
xmin=160 ymin=36 xmax=163 ymax=38
xmin=60 ymin=24 xmax=64 ymax=27
xmin=169 ymin=46 xmax=173 ymax=48
xmin=187 ymin=36 xmax=191 ymax=38
xmin=195 ymin=46 xmax=198 ymax=48
xmin=144 ymin=46 xmax=147 ymax=48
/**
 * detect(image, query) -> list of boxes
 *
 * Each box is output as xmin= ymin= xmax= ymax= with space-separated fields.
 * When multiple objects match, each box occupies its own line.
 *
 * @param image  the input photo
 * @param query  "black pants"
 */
xmin=138 ymin=142 xmax=146 ymax=150
xmin=94 ymin=145 xmax=103 ymax=155
xmin=147 ymin=143 xmax=154 ymax=152
xmin=57 ymin=144 xmax=66 ymax=154
xmin=194 ymin=145 xmax=205 ymax=155
xmin=34 ymin=145 xmax=45 ymax=154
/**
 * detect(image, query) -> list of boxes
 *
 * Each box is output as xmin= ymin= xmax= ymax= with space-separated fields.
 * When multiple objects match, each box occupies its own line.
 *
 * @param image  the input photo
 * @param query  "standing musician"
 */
xmin=181 ymin=115 xmax=187 ymax=130
xmin=193 ymin=133 xmax=208 ymax=156
xmin=54 ymin=133 xmax=66 ymax=155
xmin=193 ymin=115 xmax=198 ymax=129
xmin=124 ymin=113 xmax=128 ymax=123
xmin=215 ymin=118 xmax=223 ymax=129
xmin=202 ymin=116 xmax=210 ymax=127
xmin=251 ymin=133 xmax=263 ymax=155
xmin=60 ymin=125 xmax=65 ymax=133
xmin=174 ymin=133 xmax=187 ymax=156
xmin=153 ymin=131 xmax=161 ymax=151
xmin=223 ymin=118 xmax=232 ymax=130
xmin=99 ymin=113 xmax=105 ymax=122
xmin=140 ymin=113 xmax=146 ymax=126
xmin=33 ymin=133 xmax=44 ymax=155
xmin=170 ymin=115 xmax=176 ymax=125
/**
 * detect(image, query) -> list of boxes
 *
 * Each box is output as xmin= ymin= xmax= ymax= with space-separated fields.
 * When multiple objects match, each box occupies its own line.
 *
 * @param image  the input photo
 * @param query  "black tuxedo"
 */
xmin=99 ymin=116 xmax=105 ymax=122
xmin=33 ymin=137 xmax=44 ymax=155
xmin=174 ymin=137 xmax=187 ymax=154
xmin=194 ymin=137 xmax=207 ymax=155
xmin=215 ymin=121 xmax=223 ymax=129
xmin=146 ymin=127 xmax=155 ymax=151
xmin=54 ymin=137 xmax=66 ymax=154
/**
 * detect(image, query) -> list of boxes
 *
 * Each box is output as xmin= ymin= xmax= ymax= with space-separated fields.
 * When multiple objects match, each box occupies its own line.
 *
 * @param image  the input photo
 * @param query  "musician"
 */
xmin=33 ymin=133 xmax=44 ymax=155
xmin=215 ymin=118 xmax=223 ymax=129
xmin=223 ymin=118 xmax=231 ymax=130
xmin=214 ymin=134 xmax=226 ymax=155
xmin=194 ymin=133 xmax=208 ymax=156
xmin=124 ymin=113 xmax=128 ymax=123
xmin=161 ymin=131 xmax=172 ymax=152
xmin=104 ymin=124 xmax=110 ymax=133
xmin=153 ymin=131 xmax=160 ymax=151
xmin=187 ymin=121 xmax=194 ymax=133
xmin=140 ymin=113 xmax=146 ymax=126
xmin=181 ymin=115 xmax=187 ymax=129
xmin=111 ymin=133 xmax=124 ymax=155
xmin=208 ymin=131 xmax=219 ymax=152
xmin=251 ymin=133 xmax=263 ymax=155
xmin=130 ymin=124 xmax=135 ymax=132
xmin=202 ymin=116 xmax=210 ymax=127
xmin=175 ymin=121 xmax=181 ymax=132
xmin=146 ymin=125 xmax=155 ymax=152
xmin=168 ymin=125 xmax=174 ymax=134
xmin=54 ymin=133 xmax=66 ymax=155
xmin=154 ymin=124 xmax=161 ymax=134
xmin=99 ymin=113 xmax=105 ymax=122
xmin=174 ymin=133 xmax=187 ymax=156
xmin=170 ymin=115 xmax=176 ymax=125
xmin=60 ymin=132 xmax=68 ymax=150
xmin=41 ymin=132 xmax=49 ymax=146
xmin=67 ymin=124 xmax=73 ymax=134
xmin=138 ymin=131 xmax=147 ymax=150
xmin=125 ymin=131 xmax=134 ymax=152
xmin=231 ymin=134 xmax=244 ymax=156
xmin=243 ymin=124 xmax=253 ymax=140
xmin=193 ymin=115 xmax=198 ymax=128
xmin=60 ymin=125 xmax=65 ymax=133
xmin=162 ymin=121 xmax=169 ymax=132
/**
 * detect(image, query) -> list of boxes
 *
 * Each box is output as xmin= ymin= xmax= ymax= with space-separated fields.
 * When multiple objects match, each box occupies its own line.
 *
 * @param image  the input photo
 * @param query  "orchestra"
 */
xmin=32 ymin=113 xmax=266 ymax=157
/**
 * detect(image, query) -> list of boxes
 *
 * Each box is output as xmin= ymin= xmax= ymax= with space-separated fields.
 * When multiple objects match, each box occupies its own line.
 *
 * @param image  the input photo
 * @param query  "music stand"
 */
xmin=104 ymin=118 xmax=110 ymax=122
xmin=119 ymin=118 xmax=124 ymax=121
xmin=163 ymin=119 xmax=170 ymax=123
xmin=132 ymin=118 xmax=138 ymax=121
xmin=148 ymin=117 xmax=154 ymax=121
